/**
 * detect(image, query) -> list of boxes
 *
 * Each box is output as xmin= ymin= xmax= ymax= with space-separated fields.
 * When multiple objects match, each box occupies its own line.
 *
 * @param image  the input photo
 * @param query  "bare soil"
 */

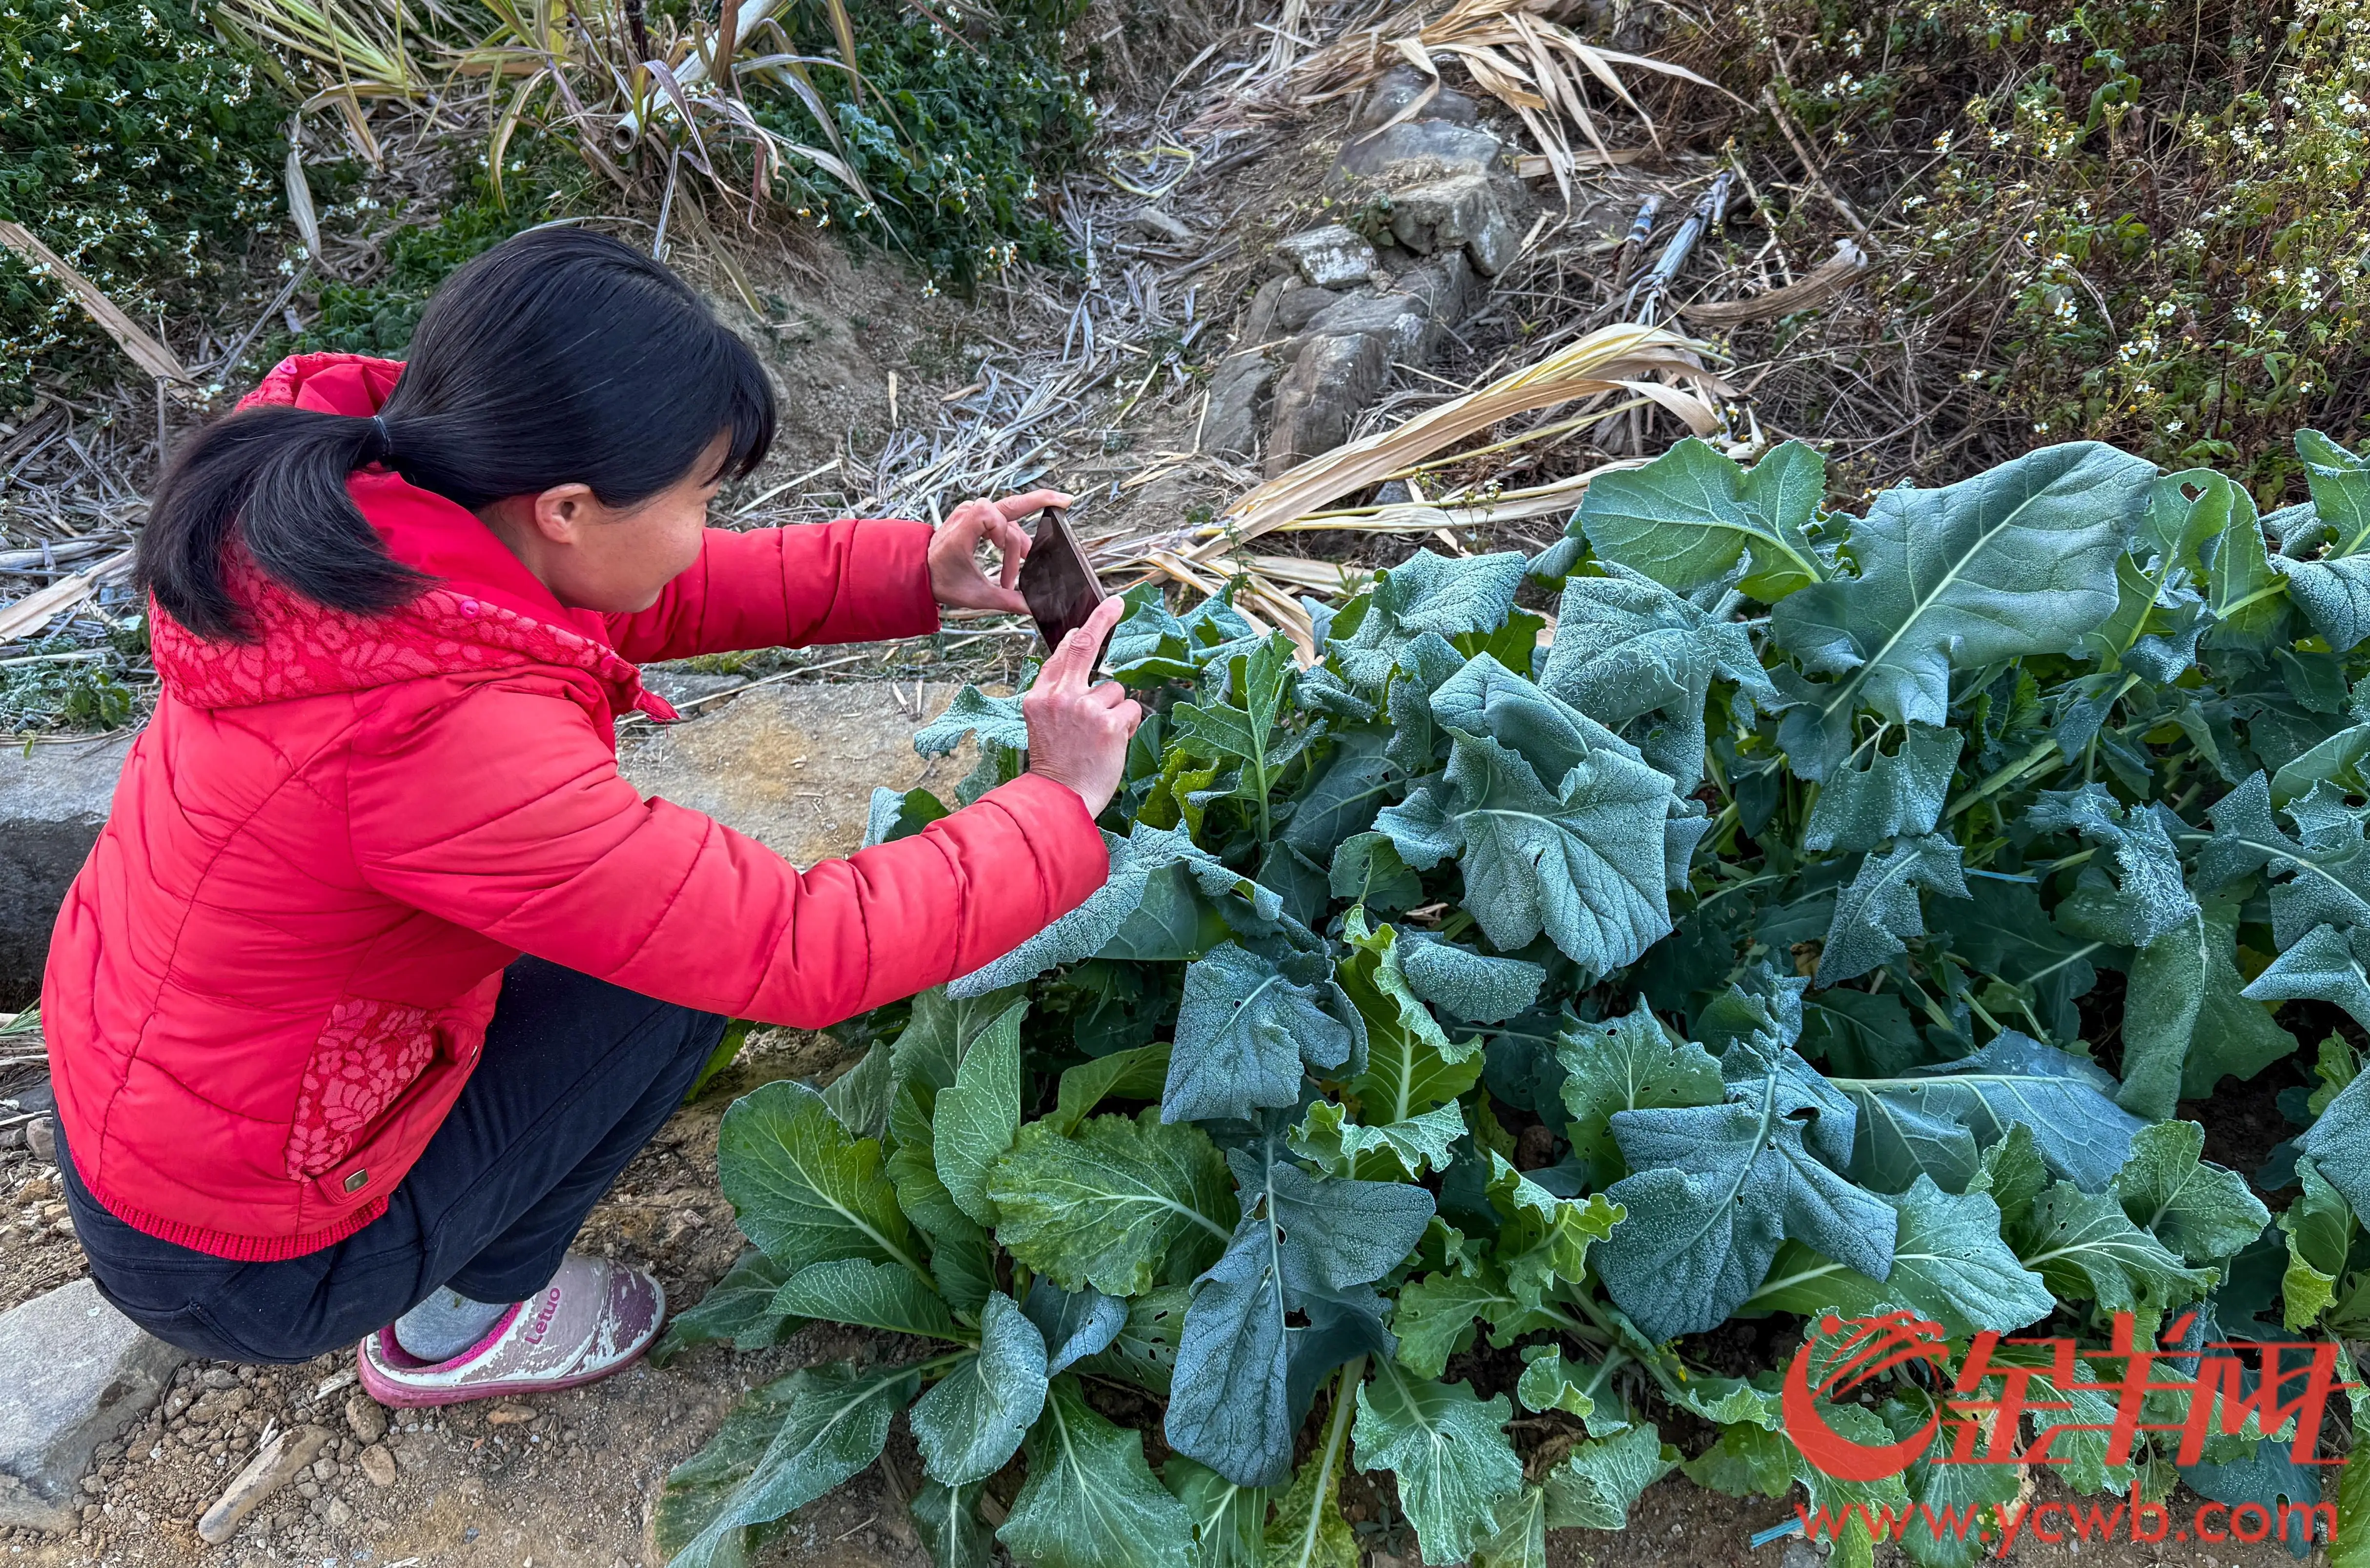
xmin=0 ymin=1028 xmax=920 ymax=1568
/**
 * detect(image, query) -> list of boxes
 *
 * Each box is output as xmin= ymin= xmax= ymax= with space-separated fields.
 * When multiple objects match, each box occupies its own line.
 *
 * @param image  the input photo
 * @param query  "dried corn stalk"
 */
xmin=1185 ymin=321 xmax=1727 ymax=564
xmin=1677 ymin=238 xmax=1869 ymax=327
xmin=1106 ymin=323 xmax=1730 ymax=664
xmin=1221 ymin=0 xmax=1731 ymax=201
xmin=0 ymin=224 xmax=191 ymax=385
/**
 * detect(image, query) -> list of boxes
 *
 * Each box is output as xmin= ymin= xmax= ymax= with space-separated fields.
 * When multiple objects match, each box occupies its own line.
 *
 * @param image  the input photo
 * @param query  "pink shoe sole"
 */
xmin=356 ymin=1255 xmax=665 ymax=1408
xmin=356 ymin=1324 xmax=658 ymax=1408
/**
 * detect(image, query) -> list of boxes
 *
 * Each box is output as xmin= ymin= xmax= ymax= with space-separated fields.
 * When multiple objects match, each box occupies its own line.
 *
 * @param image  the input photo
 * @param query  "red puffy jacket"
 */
xmin=44 ymin=353 xmax=1106 ymax=1262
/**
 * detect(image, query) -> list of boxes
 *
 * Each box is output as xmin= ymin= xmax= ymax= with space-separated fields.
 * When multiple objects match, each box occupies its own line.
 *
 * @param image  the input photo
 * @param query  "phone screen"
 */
xmin=1017 ymin=507 xmax=1114 ymax=674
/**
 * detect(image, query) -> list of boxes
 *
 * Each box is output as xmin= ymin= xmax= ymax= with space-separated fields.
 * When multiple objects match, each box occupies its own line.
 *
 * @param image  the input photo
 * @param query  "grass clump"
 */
xmin=299 ymin=134 xmax=599 ymax=357
xmin=0 ymin=615 xmax=146 ymax=733
xmin=0 ymin=0 xmax=286 ymax=398
xmin=743 ymin=0 xmax=1094 ymax=287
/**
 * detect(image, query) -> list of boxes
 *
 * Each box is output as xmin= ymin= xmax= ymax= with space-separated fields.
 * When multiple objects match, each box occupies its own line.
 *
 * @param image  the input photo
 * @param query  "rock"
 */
xmin=325 ymin=1497 xmax=353 ymax=1528
xmin=1201 ymin=351 xmax=1279 ymax=463
xmin=24 ymin=1115 xmax=54 ymax=1165
xmin=1242 ymin=280 xmax=1340 ymax=344
xmin=617 ymin=683 xmax=974 ymax=868
xmin=1336 ymin=119 xmax=1505 ymax=184
xmin=1393 ymin=249 xmax=1483 ymax=326
xmin=1273 ymin=285 xmax=1344 ymax=335
xmin=486 ymin=1404 xmax=536 ymax=1426
xmin=0 ymin=1279 xmax=186 ymax=1532
xmin=1353 ymin=65 xmax=1479 ymax=132
xmin=1274 ymin=225 xmax=1379 ymax=289
xmin=198 ymin=1425 xmax=331 ymax=1544
xmin=199 ymin=1368 xmax=238 ymax=1391
xmin=639 ymin=669 xmax=743 ymax=708
xmin=1126 ymin=207 xmax=1195 ymax=244
xmin=1251 ymin=283 xmax=1346 ymax=348
xmin=1239 ymin=276 xmax=1295 ymax=344
xmin=0 ymin=728 xmax=130 ymax=1004
xmin=1389 ymin=173 xmax=1523 ymax=276
xmin=1303 ymin=292 xmax=1438 ymax=364
xmin=187 ymin=1386 xmax=251 ymax=1425
xmin=343 ymin=1393 xmax=387 ymax=1446
xmin=356 ymin=1444 xmax=397 ymax=1489
xmin=1266 ymin=331 xmax=1392 ymax=476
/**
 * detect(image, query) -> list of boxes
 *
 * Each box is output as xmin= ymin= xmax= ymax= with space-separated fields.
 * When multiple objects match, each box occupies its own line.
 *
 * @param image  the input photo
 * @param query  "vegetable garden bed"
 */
xmin=650 ymin=429 xmax=2370 ymax=1568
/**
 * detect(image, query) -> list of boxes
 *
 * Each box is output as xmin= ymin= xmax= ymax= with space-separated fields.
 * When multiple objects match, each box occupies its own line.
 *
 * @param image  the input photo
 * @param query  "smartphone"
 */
xmin=1018 ymin=506 xmax=1114 ymax=674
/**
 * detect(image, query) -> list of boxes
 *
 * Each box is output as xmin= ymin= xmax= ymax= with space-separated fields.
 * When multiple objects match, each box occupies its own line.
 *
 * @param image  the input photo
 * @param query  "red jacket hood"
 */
xmin=151 ymin=352 xmax=673 ymax=719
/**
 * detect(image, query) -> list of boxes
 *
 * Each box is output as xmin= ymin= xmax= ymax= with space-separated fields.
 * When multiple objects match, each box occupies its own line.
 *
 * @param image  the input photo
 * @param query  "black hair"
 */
xmin=141 ymin=226 xmax=777 ymax=638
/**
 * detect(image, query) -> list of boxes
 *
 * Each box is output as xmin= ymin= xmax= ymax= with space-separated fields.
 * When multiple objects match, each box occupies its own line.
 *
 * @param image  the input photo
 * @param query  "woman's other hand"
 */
xmin=1023 ymin=597 xmax=1142 ymax=817
xmin=928 ymin=490 xmax=1073 ymax=613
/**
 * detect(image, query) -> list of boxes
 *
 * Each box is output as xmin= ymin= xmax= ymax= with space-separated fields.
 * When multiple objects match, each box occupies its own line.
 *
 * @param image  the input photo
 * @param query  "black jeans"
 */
xmin=61 ymin=957 xmax=728 ymax=1364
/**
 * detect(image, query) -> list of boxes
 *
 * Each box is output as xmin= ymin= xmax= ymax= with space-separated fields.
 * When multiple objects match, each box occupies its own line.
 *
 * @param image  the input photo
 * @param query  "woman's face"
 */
xmin=479 ymin=432 xmax=731 ymax=613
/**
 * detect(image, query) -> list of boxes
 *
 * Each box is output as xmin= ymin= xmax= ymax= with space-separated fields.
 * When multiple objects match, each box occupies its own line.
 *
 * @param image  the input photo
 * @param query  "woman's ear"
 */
xmin=530 ymin=482 xmax=601 ymax=545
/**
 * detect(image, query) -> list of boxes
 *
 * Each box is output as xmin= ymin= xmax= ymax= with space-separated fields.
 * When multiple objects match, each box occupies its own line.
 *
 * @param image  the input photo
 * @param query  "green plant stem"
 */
xmin=1561 ymin=1282 xmax=1626 ymax=1347
xmin=911 ymin=1347 xmax=980 ymax=1382
xmin=1895 ymin=967 xmax=1961 ymax=1034
xmin=1268 ymin=1354 xmax=1363 ymax=1568
xmin=1944 ymin=737 xmax=2064 ymax=820
xmin=1574 ymin=1345 xmax=1630 ymax=1406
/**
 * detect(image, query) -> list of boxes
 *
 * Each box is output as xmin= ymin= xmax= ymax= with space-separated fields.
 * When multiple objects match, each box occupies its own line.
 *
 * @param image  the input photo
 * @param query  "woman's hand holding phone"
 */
xmin=1023 ymin=597 xmax=1142 ymax=817
xmin=928 ymin=489 xmax=1074 ymax=613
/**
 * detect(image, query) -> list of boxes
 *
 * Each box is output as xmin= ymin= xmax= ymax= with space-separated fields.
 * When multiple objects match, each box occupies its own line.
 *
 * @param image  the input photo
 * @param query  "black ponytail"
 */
xmin=142 ymin=227 xmax=778 ymax=639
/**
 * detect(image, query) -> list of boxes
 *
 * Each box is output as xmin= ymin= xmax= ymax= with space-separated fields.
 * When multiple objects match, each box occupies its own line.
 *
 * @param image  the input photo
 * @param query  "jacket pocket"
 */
xmin=284 ymin=998 xmax=440 ymax=1180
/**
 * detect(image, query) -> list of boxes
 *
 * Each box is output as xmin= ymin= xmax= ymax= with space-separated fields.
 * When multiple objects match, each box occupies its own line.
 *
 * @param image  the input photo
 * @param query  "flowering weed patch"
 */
xmin=0 ymin=0 xmax=284 ymax=396
xmin=1669 ymin=0 xmax=2370 ymax=491
xmin=740 ymin=0 xmax=1094 ymax=286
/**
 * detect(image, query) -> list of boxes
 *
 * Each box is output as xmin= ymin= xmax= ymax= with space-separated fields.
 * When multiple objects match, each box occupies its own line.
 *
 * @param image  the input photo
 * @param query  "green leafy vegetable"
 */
xmin=999 ymin=1379 xmax=1192 ymax=1568
xmin=667 ymin=427 xmax=2370 ymax=1568
xmin=985 ymin=1111 xmax=1236 ymax=1296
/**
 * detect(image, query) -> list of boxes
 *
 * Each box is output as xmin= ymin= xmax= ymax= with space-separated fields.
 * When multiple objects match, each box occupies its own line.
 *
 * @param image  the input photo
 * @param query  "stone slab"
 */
xmin=1336 ymin=119 xmax=1506 ymax=184
xmin=0 ymin=731 xmax=133 ymax=1008
xmin=1353 ymin=65 xmax=1480 ymax=132
xmin=1390 ymin=173 xmax=1523 ymax=276
xmin=1275 ymin=225 xmax=1380 ymax=289
xmin=1266 ymin=330 xmax=1392 ymax=476
xmin=618 ymin=682 xmax=976 ymax=866
xmin=0 ymin=1278 xmax=186 ymax=1531
xmin=1304 ymin=291 xmax=1438 ymax=363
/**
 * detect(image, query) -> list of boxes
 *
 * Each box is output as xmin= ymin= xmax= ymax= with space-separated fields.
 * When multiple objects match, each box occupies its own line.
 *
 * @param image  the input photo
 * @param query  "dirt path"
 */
xmin=0 ymin=1033 xmax=919 ymax=1568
